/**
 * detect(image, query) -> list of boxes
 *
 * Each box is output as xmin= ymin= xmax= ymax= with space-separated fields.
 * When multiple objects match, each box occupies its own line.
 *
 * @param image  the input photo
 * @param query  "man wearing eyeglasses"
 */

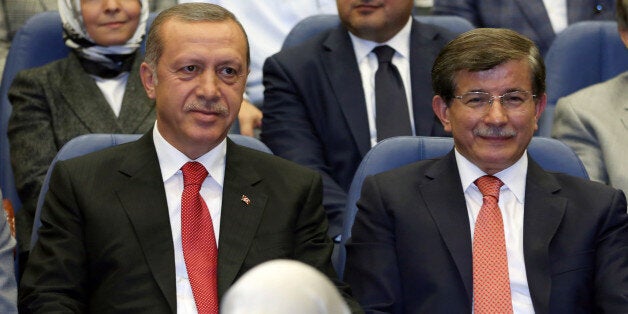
xmin=345 ymin=28 xmax=628 ymax=313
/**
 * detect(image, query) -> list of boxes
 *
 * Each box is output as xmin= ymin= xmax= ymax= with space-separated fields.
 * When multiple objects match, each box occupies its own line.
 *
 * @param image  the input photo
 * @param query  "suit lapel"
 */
xmin=114 ymin=133 xmax=177 ymax=313
xmin=514 ymin=0 xmax=555 ymax=49
xmin=322 ymin=25 xmax=371 ymax=156
xmin=217 ymin=140 xmax=268 ymax=297
xmin=116 ymin=55 xmax=155 ymax=133
xmin=522 ymin=159 xmax=566 ymax=313
xmin=59 ymin=53 xmax=121 ymax=133
xmin=421 ymin=152 xmax=474 ymax=302
xmin=409 ymin=20 xmax=445 ymax=136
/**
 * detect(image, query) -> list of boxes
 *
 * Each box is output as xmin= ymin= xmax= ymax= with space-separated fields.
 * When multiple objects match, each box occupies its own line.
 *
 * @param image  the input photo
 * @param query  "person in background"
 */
xmin=432 ymin=0 xmax=616 ymax=56
xmin=8 ymin=0 xmax=155 ymax=256
xmin=261 ymin=0 xmax=456 ymax=239
xmin=0 ymin=188 xmax=17 ymax=314
xmin=222 ymin=259 xmax=351 ymax=314
xmin=345 ymin=27 xmax=628 ymax=313
xmin=19 ymin=3 xmax=362 ymax=313
xmin=552 ymin=0 xmax=628 ymax=193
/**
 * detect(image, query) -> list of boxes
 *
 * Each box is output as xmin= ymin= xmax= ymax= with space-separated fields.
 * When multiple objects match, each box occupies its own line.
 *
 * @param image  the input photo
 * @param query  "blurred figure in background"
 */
xmin=261 ymin=0 xmax=456 ymax=238
xmin=552 ymin=0 xmax=628 ymax=193
xmin=8 ymin=0 xmax=155 ymax=256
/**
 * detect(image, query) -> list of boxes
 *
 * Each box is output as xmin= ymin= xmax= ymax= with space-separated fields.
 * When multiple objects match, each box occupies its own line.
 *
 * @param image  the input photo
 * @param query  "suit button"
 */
xmin=594 ymin=4 xmax=604 ymax=13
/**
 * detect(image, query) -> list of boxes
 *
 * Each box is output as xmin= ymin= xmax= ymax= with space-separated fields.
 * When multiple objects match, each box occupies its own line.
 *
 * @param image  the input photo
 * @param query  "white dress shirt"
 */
xmin=153 ymin=122 xmax=226 ymax=314
xmin=542 ymin=0 xmax=568 ymax=33
xmin=349 ymin=17 xmax=415 ymax=147
xmin=454 ymin=149 xmax=534 ymax=314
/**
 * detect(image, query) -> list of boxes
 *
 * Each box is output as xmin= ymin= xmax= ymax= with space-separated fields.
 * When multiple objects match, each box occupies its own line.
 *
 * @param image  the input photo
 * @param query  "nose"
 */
xmin=195 ymin=70 xmax=221 ymax=101
xmin=103 ymin=0 xmax=121 ymax=13
xmin=483 ymin=96 xmax=508 ymax=125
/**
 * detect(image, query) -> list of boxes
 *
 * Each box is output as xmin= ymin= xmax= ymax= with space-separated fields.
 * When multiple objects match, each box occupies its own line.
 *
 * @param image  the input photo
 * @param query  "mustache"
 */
xmin=183 ymin=101 xmax=229 ymax=117
xmin=473 ymin=126 xmax=517 ymax=137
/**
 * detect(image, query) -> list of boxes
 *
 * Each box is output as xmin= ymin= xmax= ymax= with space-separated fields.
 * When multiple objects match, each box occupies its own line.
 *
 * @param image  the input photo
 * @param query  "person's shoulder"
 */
xmin=558 ymin=71 xmax=628 ymax=107
xmin=57 ymin=137 xmax=146 ymax=172
xmin=411 ymin=18 xmax=459 ymax=43
xmin=269 ymin=26 xmax=340 ymax=63
xmin=369 ymin=157 xmax=442 ymax=184
xmin=13 ymin=55 xmax=72 ymax=78
xmin=544 ymin=171 xmax=624 ymax=202
xmin=229 ymin=143 xmax=320 ymax=179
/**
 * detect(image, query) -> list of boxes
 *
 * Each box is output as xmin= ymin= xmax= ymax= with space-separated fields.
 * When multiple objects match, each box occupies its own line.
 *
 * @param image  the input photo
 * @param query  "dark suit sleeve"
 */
xmin=293 ymin=170 xmax=363 ymax=313
xmin=344 ymin=176 xmax=403 ymax=314
xmin=594 ymin=189 xmax=628 ymax=312
xmin=261 ymin=55 xmax=347 ymax=238
xmin=8 ymin=70 xmax=61 ymax=253
xmin=432 ymin=0 xmax=481 ymax=26
xmin=19 ymin=160 xmax=88 ymax=313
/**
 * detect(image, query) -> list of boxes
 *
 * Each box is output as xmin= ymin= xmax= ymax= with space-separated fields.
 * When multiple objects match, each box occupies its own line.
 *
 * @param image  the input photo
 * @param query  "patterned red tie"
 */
xmin=473 ymin=175 xmax=513 ymax=313
xmin=181 ymin=162 xmax=219 ymax=313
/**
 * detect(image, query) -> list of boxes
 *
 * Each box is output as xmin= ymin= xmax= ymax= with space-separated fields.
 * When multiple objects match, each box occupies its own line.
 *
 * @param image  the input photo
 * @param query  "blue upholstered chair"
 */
xmin=335 ymin=136 xmax=589 ymax=278
xmin=539 ymin=21 xmax=628 ymax=137
xmin=29 ymin=133 xmax=272 ymax=250
xmin=282 ymin=14 xmax=474 ymax=49
xmin=0 ymin=11 xmax=156 ymax=212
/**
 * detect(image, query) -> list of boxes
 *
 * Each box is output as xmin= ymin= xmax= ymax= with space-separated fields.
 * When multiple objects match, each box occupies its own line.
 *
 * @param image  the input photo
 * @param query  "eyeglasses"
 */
xmin=453 ymin=91 xmax=536 ymax=113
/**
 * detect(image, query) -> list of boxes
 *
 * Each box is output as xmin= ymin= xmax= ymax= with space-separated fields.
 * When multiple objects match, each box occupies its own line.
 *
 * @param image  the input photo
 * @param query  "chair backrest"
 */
xmin=0 ymin=11 xmax=156 ymax=211
xmin=540 ymin=21 xmax=628 ymax=137
xmin=281 ymin=14 xmax=474 ymax=49
xmin=30 ymin=133 xmax=272 ymax=249
xmin=335 ymin=136 xmax=588 ymax=278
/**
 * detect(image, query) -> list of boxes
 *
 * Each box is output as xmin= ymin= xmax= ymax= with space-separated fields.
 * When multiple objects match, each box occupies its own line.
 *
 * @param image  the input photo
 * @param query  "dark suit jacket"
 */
xmin=261 ymin=20 xmax=455 ymax=237
xmin=8 ymin=52 xmax=155 ymax=252
xmin=19 ymin=133 xmax=362 ymax=313
xmin=345 ymin=151 xmax=628 ymax=313
xmin=432 ymin=0 xmax=616 ymax=56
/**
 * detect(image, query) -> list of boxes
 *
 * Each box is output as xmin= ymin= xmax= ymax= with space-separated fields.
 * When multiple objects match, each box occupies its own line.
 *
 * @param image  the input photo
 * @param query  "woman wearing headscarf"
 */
xmin=8 ymin=0 xmax=155 ymax=255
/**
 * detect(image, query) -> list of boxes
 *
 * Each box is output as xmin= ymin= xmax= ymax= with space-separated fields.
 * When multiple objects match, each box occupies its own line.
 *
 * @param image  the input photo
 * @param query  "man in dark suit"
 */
xmin=432 ymin=0 xmax=616 ymax=56
xmin=261 ymin=0 xmax=456 ymax=238
xmin=345 ymin=28 xmax=628 ymax=313
xmin=19 ymin=3 xmax=361 ymax=313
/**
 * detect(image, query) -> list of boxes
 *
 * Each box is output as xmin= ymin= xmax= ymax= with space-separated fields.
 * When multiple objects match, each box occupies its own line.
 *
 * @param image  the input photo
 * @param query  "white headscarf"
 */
xmin=58 ymin=0 xmax=149 ymax=70
xmin=222 ymin=260 xmax=351 ymax=314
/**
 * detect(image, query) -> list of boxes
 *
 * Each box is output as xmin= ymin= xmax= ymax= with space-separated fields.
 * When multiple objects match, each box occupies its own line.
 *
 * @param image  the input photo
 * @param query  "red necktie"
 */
xmin=473 ymin=175 xmax=513 ymax=313
xmin=181 ymin=162 xmax=219 ymax=313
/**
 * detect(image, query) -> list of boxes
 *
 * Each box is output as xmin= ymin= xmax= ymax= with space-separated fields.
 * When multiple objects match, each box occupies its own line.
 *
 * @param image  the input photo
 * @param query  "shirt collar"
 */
xmin=152 ymin=122 xmax=227 ymax=187
xmin=348 ymin=16 xmax=413 ymax=64
xmin=454 ymin=148 xmax=528 ymax=203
